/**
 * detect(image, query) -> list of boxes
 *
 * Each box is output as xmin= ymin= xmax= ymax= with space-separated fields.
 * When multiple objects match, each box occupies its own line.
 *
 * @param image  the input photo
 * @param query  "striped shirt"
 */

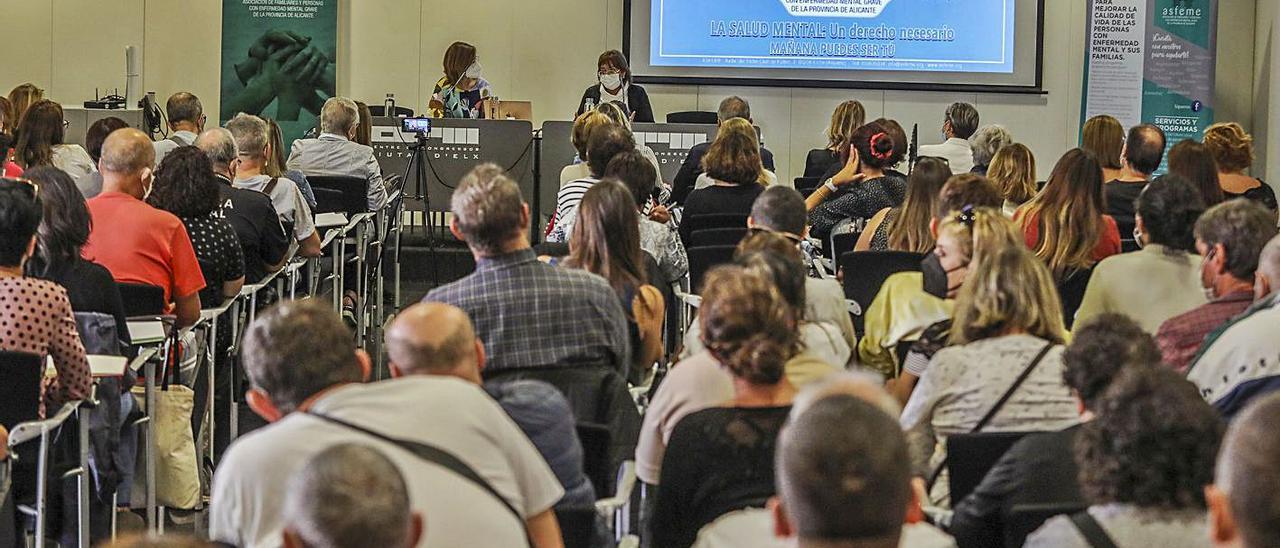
xmin=546 ymin=177 xmax=599 ymax=243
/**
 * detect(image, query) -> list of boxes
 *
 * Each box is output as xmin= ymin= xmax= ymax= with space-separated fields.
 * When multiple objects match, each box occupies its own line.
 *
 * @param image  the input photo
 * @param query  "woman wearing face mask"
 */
xmin=575 ymin=50 xmax=655 ymax=123
xmin=428 ymin=41 xmax=493 ymax=119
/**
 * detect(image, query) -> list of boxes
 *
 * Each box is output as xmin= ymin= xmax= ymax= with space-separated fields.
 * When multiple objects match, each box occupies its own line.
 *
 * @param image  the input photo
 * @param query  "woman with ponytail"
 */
xmin=806 ymin=121 xmax=908 ymax=239
xmin=649 ymin=264 xmax=800 ymax=548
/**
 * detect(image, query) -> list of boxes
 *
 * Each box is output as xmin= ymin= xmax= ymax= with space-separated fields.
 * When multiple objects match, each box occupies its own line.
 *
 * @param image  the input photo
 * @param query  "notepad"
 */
xmin=46 ymin=354 xmax=128 ymax=378
xmin=127 ymin=321 xmax=166 ymax=345
xmin=315 ymin=212 xmax=349 ymax=229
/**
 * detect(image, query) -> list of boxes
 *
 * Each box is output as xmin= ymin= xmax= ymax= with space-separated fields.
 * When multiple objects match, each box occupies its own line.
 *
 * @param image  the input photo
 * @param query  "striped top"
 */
xmin=546 ymin=177 xmax=600 ymax=243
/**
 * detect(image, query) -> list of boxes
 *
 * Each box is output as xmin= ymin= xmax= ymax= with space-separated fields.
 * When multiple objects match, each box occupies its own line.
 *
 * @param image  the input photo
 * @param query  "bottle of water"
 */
xmin=584 ymin=98 xmax=595 ymax=114
xmin=384 ymin=93 xmax=396 ymax=117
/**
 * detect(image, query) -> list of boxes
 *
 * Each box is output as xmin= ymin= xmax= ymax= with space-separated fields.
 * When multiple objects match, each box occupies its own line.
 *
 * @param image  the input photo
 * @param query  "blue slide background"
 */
xmin=651 ymin=0 xmax=1015 ymax=73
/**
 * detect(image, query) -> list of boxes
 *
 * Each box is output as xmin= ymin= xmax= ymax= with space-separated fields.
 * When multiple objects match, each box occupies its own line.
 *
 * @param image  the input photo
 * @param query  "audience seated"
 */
xmin=385 ymin=302 xmax=596 ymax=510
xmin=266 ymin=117 xmax=316 ymax=208
xmin=917 ymin=102 xmax=979 ymax=173
xmin=873 ymin=117 xmax=911 ymax=179
xmin=549 ymin=124 xmax=634 ymax=242
xmin=83 ymin=128 xmax=205 ymax=327
xmin=148 ymin=146 xmax=246 ymax=309
xmin=7 ymin=83 xmax=41 ymax=128
xmin=594 ymin=101 xmax=666 ymax=188
xmin=606 ymin=150 xmax=687 ymax=284
xmin=857 ymin=156 xmax=952 ymax=252
xmin=1075 ymin=174 xmax=1207 ymax=332
xmin=227 ymin=113 xmax=321 ymax=258
xmin=750 ymin=186 xmax=856 ymax=348
xmin=1206 ymin=393 xmax=1280 ymax=548
xmin=1015 ymin=147 xmax=1121 ymax=278
xmin=195 ymin=128 xmax=291 ymax=283
xmin=681 ymin=233 xmax=851 ymax=368
xmin=353 ymin=100 xmax=374 ymax=146
xmin=286 ymin=97 xmax=387 ymax=211
xmin=986 ymin=143 xmax=1037 ymax=217
xmin=1188 ymin=235 xmax=1280 ymax=418
xmin=650 ymin=264 xmax=798 ymax=548
xmin=805 ymin=100 xmax=864 ymax=178
xmin=152 ymin=93 xmax=205 ymax=165
xmin=425 ymin=163 xmax=631 ymax=374
xmin=77 ymin=116 xmax=130 ymax=198
xmin=282 ymin=443 xmax=422 ymax=548
xmin=671 ymin=96 xmax=775 ymax=205
xmin=0 ymin=97 xmax=20 ymax=177
xmin=968 ymin=124 xmax=1012 ymax=175
xmin=887 ymin=207 xmax=1026 ymax=404
xmin=1157 ymin=199 xmax=1276 ymax=373
xmin=1103 ymin=124 xmax=1165 ymax=247
xmin=1203 ymin=122 xmax=1278 ymax=211
xmin=563 ymin=180 xmax=666 ymax=380
xmin=1168 ymin=139 xmax=1225 ymax=207
xmin=806 ymin=121 xmax=907 ymax=240
xmin=858 ymin=175 xmax=1005 ymax=378
xmin=1025 ymin=367 xmax=1223 ymax=548
xmin=679 ymin=117 xmax=771 ymax=245
xmin=0 ymin=178 xmax=91 ymax=416
xmin=636 ymin=244 xmax=842 ymax=490
xmin=24 ymin=166 xmax=131 ymax=344
xmin=210 ymin=299 xmax=565 ymax=547
xmin=1081 ymin=114 xmax=1126 ymax=183
xmin=949 ymin=314 xmax=1160 ymax=547
xmin=14 ymin=100 xmax=95 ymax=179
xmin=560 ymin=111 xmax=613 ymax=187
xmin=901 ymin=246 xmax=1077 ymax=504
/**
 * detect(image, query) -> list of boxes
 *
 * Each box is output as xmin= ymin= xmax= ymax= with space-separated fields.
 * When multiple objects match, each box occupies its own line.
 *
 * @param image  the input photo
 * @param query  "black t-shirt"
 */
xmin=43 ymin=258 xmax=132 ymax=345
xmin=217 ymin=178 xmax=290 ymax=283
xmin=1104 ymin=179 xmax=1147 ymax=251
xmin=651 ymin=405 xmax=791 ymax=548
xmin=679 ymin=183 xmax=765 ymax=244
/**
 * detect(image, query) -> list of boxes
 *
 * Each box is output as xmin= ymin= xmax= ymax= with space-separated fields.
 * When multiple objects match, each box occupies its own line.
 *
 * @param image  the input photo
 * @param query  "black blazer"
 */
xmin=949 ymin=424 xmax=1086 ymax=548
xmin=575 ymin=84 xmax=655 ymax=123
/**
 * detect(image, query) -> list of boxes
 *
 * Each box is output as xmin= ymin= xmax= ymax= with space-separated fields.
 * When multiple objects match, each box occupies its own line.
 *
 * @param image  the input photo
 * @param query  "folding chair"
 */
xmin=1057 ymin=267 xmax=1094 ymax=330
xmin=838 ymin=251 xmax=926 ymax=335
xmin=793 ymin=177 xmax=821 ymax=198
xmin=687 ymin=245 xmax=738 ymax=294
xmin=688 ymin=227 xmax=748 ymax=248
xmin=946 ymin=431 xmax=1033 ymax=505
xmin=309 ymin=176 xmax=379 ymax=346
xmin=116 ymin=284 xmax=166 ymax=319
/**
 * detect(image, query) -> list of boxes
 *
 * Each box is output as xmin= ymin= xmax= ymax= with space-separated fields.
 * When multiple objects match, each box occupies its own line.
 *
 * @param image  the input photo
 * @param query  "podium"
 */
xmin=370 ymin=116 xmax=536 ymax=213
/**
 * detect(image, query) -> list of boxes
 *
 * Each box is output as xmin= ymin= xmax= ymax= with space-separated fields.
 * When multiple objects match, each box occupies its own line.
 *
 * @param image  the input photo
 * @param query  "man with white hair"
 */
xmin=1189 ymin=234 xmax=1280 ymax=418
xmin=287 ymin=96 xmax=388 ymax=211
xmin=282 ymin=443 xmax=423 ymax=548
xmin=195 ymin=128 xmax=290 ymax=283
xmin=226 ymin=113 xmax=321 ymax=258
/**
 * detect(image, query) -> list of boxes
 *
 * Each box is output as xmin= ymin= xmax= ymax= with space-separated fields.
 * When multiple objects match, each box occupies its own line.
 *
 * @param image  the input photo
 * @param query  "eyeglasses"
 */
xmin=598 ymin=68 xmax=623 ymax=76
xmin=0 ymin=177 xmax=40 ymax=199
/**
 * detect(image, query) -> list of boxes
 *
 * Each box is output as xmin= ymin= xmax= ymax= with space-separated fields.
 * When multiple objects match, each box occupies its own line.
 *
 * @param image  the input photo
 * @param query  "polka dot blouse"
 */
xmin=0 ymin=277 xmax=92 ymax=417
xmin=182 ymin=214 xmax=245 ymax=309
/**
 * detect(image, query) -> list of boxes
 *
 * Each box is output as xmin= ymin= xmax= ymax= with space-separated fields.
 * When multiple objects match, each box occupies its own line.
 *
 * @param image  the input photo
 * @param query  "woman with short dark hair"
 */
xmin=575 ymin=50 xmax=655 ymax=123
xmin=148 ymin=146 xmax=245 ymax=308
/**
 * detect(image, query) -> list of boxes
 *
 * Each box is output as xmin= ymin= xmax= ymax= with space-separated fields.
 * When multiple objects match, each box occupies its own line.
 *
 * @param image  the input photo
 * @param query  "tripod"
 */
xmin=401 ymin=131 xmax=440 ymax=286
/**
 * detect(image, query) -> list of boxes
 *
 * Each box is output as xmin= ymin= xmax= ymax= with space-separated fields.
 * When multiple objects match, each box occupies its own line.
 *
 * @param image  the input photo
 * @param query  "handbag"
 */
xmin=927 ymin=341 xmax=1055 ymax=490
xmin=130 ymin=327 xmax=201 ymax=510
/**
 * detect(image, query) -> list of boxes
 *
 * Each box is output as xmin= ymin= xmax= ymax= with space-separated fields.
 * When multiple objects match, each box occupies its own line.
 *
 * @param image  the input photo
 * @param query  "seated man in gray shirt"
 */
xmin=153 ymin=92 xmax=206 ymax=165
xmin=287 ymin=96 xmax=388 ymax=211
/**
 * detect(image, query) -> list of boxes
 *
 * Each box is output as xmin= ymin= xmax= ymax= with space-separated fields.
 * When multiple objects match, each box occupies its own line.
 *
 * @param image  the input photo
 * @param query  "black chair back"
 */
xmin=1057 ymin=267 xmax=1093 ymax=330
xmin=794 ymin=177 xmax=822 ymax=198
xmin=665 ymin=111 xmax=718 ymax=125
xmin=576 ymin=422 xmax=611 ymax=500
xmin=1004 ymin=502 xmax=1087 ymax=548
xmin=308 ymin=175 xmax=369 ymax=215
xmin=0 ymin=351 xmax=44 ymax=430
xmin=367 ymin=105 xmax=415 ymax=117
xmin=534 ymin=242 xmax=571 ymax=258
xmin=830 ymin=232 xmax=860 ymax=259
xmin=946 ymin=431 xmax=1032 ymax=505
xmin=682 ymin=213 xmax=748 ymax=234
xmin=117 ymin=283 xmax=166 ymax=318
xmin=838 ymin=251 xmax=926 ymax=334
xmin=688 ymin=245 xmax=738 ymax=293
xmin=689 ymin=227 xmax=748 ymax=248
xmin=555 ymin=507 xmax=599 ymax=548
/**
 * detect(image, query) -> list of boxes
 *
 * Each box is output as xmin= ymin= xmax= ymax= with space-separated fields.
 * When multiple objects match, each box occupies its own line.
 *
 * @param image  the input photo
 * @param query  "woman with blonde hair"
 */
xmin=987 ymin=143 xmax=1037 ymax=216
xmin=679 ymin=117 xmax=770 ymax=243
xmin=901 ymin=245 xmax=1077 ymax=504
xmin=856 ymin=156 xmax=952 ymax=252
xmin=1081 ymin=114 xmax=1125 ymax=182
xmin=8 ymin=83 xmax=43 ymax=127
xmin=1015 ymin=148 xmax=1120 ymax=278
xmin=1203 ymin=122 xmax=1277 ymax=210
xmin=805 ymin=100 xmax=865 ymax=177
xmin=264 ymin=117 xmax=317 ymax=208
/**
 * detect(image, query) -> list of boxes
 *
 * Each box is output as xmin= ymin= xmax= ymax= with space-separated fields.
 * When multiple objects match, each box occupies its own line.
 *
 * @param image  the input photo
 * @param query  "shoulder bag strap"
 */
xmin=927 ymin=341 xmax=1055 ymax=489
xmin=264 ymin=177 xmax=280 ymax=196
xmin=306 ymin=411 xmax=530 ymax=539
xmin=1070 ymin=511 xmax=1120 ymax=548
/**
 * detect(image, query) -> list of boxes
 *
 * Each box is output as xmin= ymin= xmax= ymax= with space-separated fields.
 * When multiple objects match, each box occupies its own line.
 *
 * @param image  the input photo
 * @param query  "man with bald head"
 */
xmin=386 ymin=303 xmax=598 ymax=510
xmin=83 ymin=128 xmax=205 ymax=327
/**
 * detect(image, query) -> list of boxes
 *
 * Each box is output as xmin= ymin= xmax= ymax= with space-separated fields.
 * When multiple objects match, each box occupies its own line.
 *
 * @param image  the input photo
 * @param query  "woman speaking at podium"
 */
xmin=575 ymin=50 xmax=655 ymax=123
xmin=429 ymin=41 xmax=493 ymax=119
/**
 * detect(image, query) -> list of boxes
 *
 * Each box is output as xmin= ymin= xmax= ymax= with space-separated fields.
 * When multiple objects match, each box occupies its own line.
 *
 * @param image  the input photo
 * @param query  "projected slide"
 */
xmin=650 ymin=0 xmax=1016 ymax=74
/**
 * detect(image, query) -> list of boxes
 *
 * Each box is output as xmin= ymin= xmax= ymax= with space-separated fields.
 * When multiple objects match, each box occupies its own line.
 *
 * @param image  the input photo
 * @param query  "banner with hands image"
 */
xmin=220 ymin=0 xmax=337 ymax=154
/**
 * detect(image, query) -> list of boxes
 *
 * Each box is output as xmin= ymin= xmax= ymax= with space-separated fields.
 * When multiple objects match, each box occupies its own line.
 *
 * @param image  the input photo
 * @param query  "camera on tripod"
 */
xmin=401 ymin=116 xmax=432 ymax=137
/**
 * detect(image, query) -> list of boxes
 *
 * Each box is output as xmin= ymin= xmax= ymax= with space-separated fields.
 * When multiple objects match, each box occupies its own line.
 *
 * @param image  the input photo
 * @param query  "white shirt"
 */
xmin=1074 ymin=244 xmax=1207 ymax=333
xmin=210 ymin=376 xmax=564 ymax=548
xmin=152 ymin=130 xmax=199 ymax=166
xmin=287 ymin=133 xmax=389 ymax=210
xmin=917 ymin=138 xmax=975 ymax=174
xmin=233 ymin=174 xmax=317 ymax=241
xmin=51 ymin=144 xmax=96 ymax=180
xmin=600 ymin=84 xmax=628 ymax=107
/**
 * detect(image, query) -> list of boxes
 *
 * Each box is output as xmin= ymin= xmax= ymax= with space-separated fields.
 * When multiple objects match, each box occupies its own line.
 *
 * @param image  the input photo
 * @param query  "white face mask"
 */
xmin=464 ymin=63 xmax=483 ymax=80
xmin=600 ymin=73 xmax=623 ymax=90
